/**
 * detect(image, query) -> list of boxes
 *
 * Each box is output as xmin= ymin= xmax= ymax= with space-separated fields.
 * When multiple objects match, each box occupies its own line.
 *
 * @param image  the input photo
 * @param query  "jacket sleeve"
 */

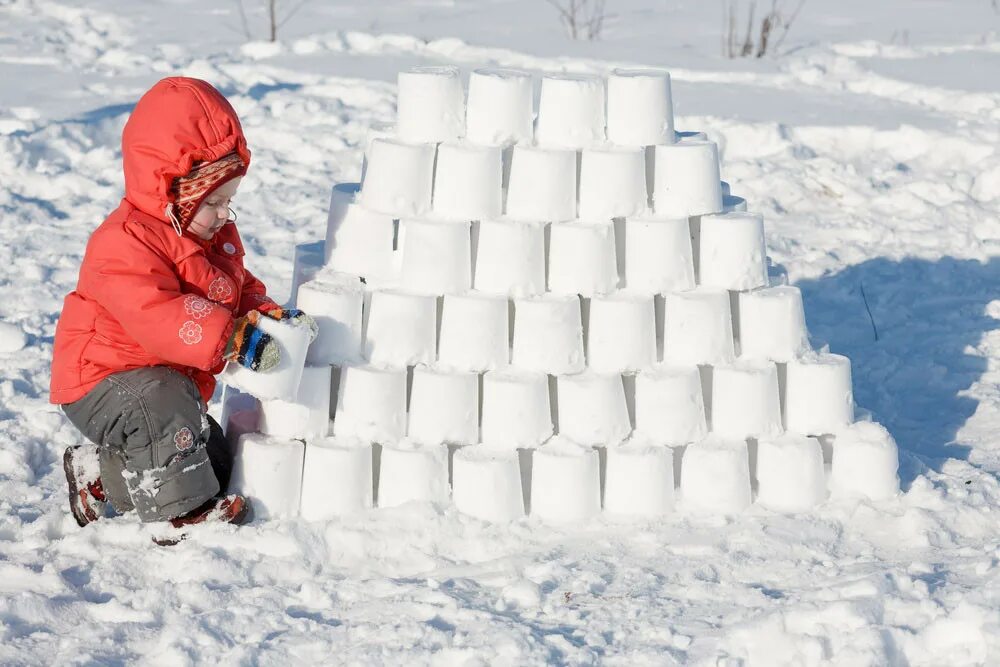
xmin=236 ymin=266 xmax=280 ymax=316
xmin=80 ymin=228 xmax=235 ymax=371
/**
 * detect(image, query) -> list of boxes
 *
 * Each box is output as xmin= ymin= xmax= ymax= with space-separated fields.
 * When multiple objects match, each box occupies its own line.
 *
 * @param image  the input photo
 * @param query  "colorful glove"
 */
xmin=224 ymin=311 xmax=281 ymax=372
xmin=259 ymin=307 xmax=318 ymax=342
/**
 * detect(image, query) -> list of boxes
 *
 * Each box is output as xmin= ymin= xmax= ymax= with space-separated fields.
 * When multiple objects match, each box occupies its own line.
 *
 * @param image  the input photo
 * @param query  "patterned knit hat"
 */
xmin=168 ymin=151 xmax=247 ymax=234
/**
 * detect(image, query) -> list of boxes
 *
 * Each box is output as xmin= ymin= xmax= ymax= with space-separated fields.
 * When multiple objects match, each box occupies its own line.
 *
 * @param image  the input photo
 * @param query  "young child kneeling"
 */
xmin=50 ymin=77 xmax=314 ymax=530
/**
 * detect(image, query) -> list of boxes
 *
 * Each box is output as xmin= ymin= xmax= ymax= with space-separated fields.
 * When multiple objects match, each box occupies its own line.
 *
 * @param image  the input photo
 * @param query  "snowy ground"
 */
xmin=1 ymin=0 xmax=1000 ymax=664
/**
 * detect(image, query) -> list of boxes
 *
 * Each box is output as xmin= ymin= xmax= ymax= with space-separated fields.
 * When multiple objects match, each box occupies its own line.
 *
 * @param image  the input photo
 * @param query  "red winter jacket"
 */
xmin=50 ymin=77 xmax=278 ymax=405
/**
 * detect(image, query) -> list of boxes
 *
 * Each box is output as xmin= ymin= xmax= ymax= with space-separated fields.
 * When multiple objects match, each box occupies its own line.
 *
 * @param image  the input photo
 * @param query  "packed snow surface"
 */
xmin=2 ymin=0 xmax=1000 ymax=664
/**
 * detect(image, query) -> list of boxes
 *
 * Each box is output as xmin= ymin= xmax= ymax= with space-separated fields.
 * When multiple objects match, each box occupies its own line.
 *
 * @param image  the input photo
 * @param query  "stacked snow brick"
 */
xmin=225 ymin=65 xmax=901 ymax=523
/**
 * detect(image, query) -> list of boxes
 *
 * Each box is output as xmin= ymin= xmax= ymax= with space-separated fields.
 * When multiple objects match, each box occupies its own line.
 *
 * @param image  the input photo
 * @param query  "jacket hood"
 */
xmin=121 ymin=77 xmax=251 ymax=222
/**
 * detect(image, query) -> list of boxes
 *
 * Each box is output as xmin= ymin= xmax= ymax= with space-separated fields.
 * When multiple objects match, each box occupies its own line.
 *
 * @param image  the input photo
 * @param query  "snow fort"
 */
xmin=225 ymin=64 xmax=900 ymax=522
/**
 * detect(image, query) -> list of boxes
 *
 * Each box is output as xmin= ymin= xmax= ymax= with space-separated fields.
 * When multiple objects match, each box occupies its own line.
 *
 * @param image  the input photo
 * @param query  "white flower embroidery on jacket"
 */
xmin=207 ymin=276 xmax=234 ymax=303
xmin=178 ymin=321 xmax=203 ymax=345
xmin=183 ymin=295 xmax=214 ymax=319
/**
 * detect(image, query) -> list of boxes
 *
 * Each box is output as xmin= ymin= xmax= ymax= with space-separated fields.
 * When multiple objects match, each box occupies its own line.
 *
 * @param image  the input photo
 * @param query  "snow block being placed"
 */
xmin=653 ymin=140 xmax=723 ymax=217
xmin=324 ymin=183 xmax=398 ymax=284
xmin=505 ymin=146 xmax=577 ymax=222
xmin=784 ymin=353 xmax=854 ymax=435
xmin=739 ymin=286 xmax=810 ymax=362
xmin=229 ymin=433 xmax=305 ymax=520
xmin=556 ymin=372 xmax=632 ymax=446
xmin=680 ymin=438 xmax=752 ymax=514
xmin=623 ymin=216 xmax=695 ymax=295
xmin=360 ymin=138 xmax=436 ymax=217
xmin=699 ymin=212 xmax=768 ymax=291
xmin=432 ymin=142 xmax=503 ymax=221
xmin=548 ymin=222 xmax=619 ymax=297
xmin=363 ymin=290 xmax=437 ymax=367
xmin=578 ymin=147 xmax=648 ymax=220
xmin=603 ymin=436 xmax=676 ymax=517
xmin=481 ymin=369 xmax=553 ymax=449
xmin=829 ymin=422 xmax=900 ymax=501
xmin=399 ymin=219 xmax=472 ymax=295
xmin=466 ymin=68 xmax=534 ymax=147
xmin=662 ymin=288 xmax=735 ymax=365
xmin=452 ymin=445 xmax=525 ymax=522
xmin=222 ymin=315 xmax=311 ymax=401
xmin=333 ymin=364 xmax=407 ymax=444
xmin=377 ymin=440 xmax=450 ymax=508
xmin=300 ymin=435 xmax=373 ymax=520
xmin=535 ymin=74 xmax=606 ymax=149
xmin=438 ymin=292 xmax=510 ymax=371
xmin=259 ymin=364 xmax=333 ymax=440
xmin=755 ymin=434 xmax=826 ymax=513
xmin=407 ymin=366 xmax=480 ymax=445
xmin=473 ymin=219 xmax=546 ymax=297
xmin=396 ymin=66 xmax=465 ymax=143
xmin=530 ymin=437 xmax=602 ymax=522
xmin=297 ymin=277 xmax=364 ymax=365
xmin=634 ymin=366 xmax=708 ymax=445
xmin=710 ymin=360 xmax=783 ymax=439
xmin=587 ymin=291 xmax=657 ymax=373
xmin=511 ymin=294 xmax=585 ymax=375
xmin=606 ymin=69 xmax=674 ymax=147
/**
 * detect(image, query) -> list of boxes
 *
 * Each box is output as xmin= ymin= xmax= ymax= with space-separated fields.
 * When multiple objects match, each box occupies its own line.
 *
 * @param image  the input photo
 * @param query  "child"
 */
xmin=50 ymin=77 xmax=314 ymax=530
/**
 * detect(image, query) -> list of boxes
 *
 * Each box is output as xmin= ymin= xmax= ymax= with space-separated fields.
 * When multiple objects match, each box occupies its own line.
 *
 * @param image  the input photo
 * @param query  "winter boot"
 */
xmin=63 ymin=445 xmax=107 ymax=527
xmin=152 ymin=494 xmax=252 ymax=546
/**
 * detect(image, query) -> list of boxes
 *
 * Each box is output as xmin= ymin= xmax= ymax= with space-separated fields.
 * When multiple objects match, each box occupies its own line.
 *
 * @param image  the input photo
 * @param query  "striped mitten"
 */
xmin=258 ymin=306 xmax=318 ymax=341
xmin=224 ymin=311 xmax=281 ymax=372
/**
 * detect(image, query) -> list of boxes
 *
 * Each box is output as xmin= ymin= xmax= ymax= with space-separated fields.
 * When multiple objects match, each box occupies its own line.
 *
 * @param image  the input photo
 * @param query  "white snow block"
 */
xmin=407 ymin=366 xmax=480 ymax=445
xmin=473 ymin=219 xmax=546 ymax=297
xmin=259 ymin=365 xmax=333 ymax=440
xmin=360 ymin=138 xmax=436 ymax=217
xmin=432 ymin=142 xmax=503 ymax=220
xmin=377 ymin=441 xmax=450 ymax=507
xmin=466 ymin=68 xmax=533 ymax=147
xmin=634 ymin=366 xmax=708 ymax=445
xmin=587 ymin=292 xmax=656 ymax=373
xmin=333 ymin=364 xmax=407 ymax=444
xmin=399 ymin=218 xmax=472 ymax=295
xmin=603 ymin=437 xmax=676 ymax=516
xmin=784 ymin=353 xmax=854 ymax=435
xmin=222 ymin=316 xmax=311 ymax=401
xmin=300 ymin=435 xmax=373 ymax=520
xmin=360 ymin=121 xmax=396 ymax=185
xmin=229 ymin=433 xmax=305 ymax=520
xmin=699 ymin=212 xmax=768 ymax=291
xmin=481 ymin=369 xmax=553 ymax=448
xmin=578 ymin=147 xmax=648 ymax=220
xmin=535 ymin=74 xmax=606 ymax=149
xmin=624 ymin=216 xmax=695 ymax=294
xmin=662 ymin=288 xmax=735 ymax=365
xmin=755 ymin=434 xmax=826 ymax=512
xmin=606 ymin=69 xmax=674 ymax=146
xmin=710 ymin=360 xmax=783 ymax=439
xmin=324 ymin=183 xmax=399 ymax=284
xmin=363 ymin=290 xmax=437 ymax=367
xmin=396 ymin=66 xmax=465 ymax=143
xmin=438 ymin=292 xmax=510 ymax=372
xmin=220 ymin=385 xmax=260 ymax=444
xmin=739 ymin=286 xmax=810 ymax=362
xmin=505 ymin=146 xmax=577 ymax=222
xmin=556 ymin=372 xmax=632 ymax=446
xmin=290 ymin=241 xmax=325 ymax=307
xmin=680 ymin=438 xmax=752 ymax=514
xmin=530 ymin=437 xmax=602 ymax=522
xmin=452 ymin=445 xmax=525 ymax=522
xmin=548 ymin=222 xmax=619 ymax=297
xmin=297 ymin=277 xmax=364 ymax=365
xmin=829 ymin=422 xmax=900 ymax=501
xmin=653 ymin=140 xmax=723 ymax=217
xmin=511 ymin=294 xmax=585 ymax=374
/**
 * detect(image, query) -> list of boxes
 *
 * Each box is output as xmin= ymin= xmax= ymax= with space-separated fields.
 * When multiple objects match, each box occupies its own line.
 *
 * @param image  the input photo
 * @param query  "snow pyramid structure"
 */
xmin=224 ymin=65 xmax=899 ymax=522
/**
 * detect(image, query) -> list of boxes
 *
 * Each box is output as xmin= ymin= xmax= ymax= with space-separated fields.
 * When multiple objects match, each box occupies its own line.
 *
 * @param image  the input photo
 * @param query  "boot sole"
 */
xmin=63 ymin=448 xmax=92 ymax=528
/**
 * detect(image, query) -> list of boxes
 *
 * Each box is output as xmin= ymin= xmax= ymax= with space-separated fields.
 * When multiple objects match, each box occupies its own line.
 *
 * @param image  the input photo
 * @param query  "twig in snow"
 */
xmin=859 ymin=281 xmax=879 ymax=342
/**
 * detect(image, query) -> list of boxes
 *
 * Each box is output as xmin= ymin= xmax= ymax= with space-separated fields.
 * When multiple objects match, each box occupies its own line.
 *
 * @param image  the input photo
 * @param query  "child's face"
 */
xmin=188 ymin=177 xmax=242 ymax=240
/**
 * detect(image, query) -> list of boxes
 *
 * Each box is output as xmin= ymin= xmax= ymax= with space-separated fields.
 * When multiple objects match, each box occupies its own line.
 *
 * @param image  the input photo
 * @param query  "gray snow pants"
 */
xmin=61 ymin=366 xmax=234 ymax=522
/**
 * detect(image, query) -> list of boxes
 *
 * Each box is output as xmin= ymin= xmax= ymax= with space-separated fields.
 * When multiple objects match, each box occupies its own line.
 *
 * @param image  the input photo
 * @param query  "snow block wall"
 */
xmin=224 ymin=65 xmax=900 ymax=523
